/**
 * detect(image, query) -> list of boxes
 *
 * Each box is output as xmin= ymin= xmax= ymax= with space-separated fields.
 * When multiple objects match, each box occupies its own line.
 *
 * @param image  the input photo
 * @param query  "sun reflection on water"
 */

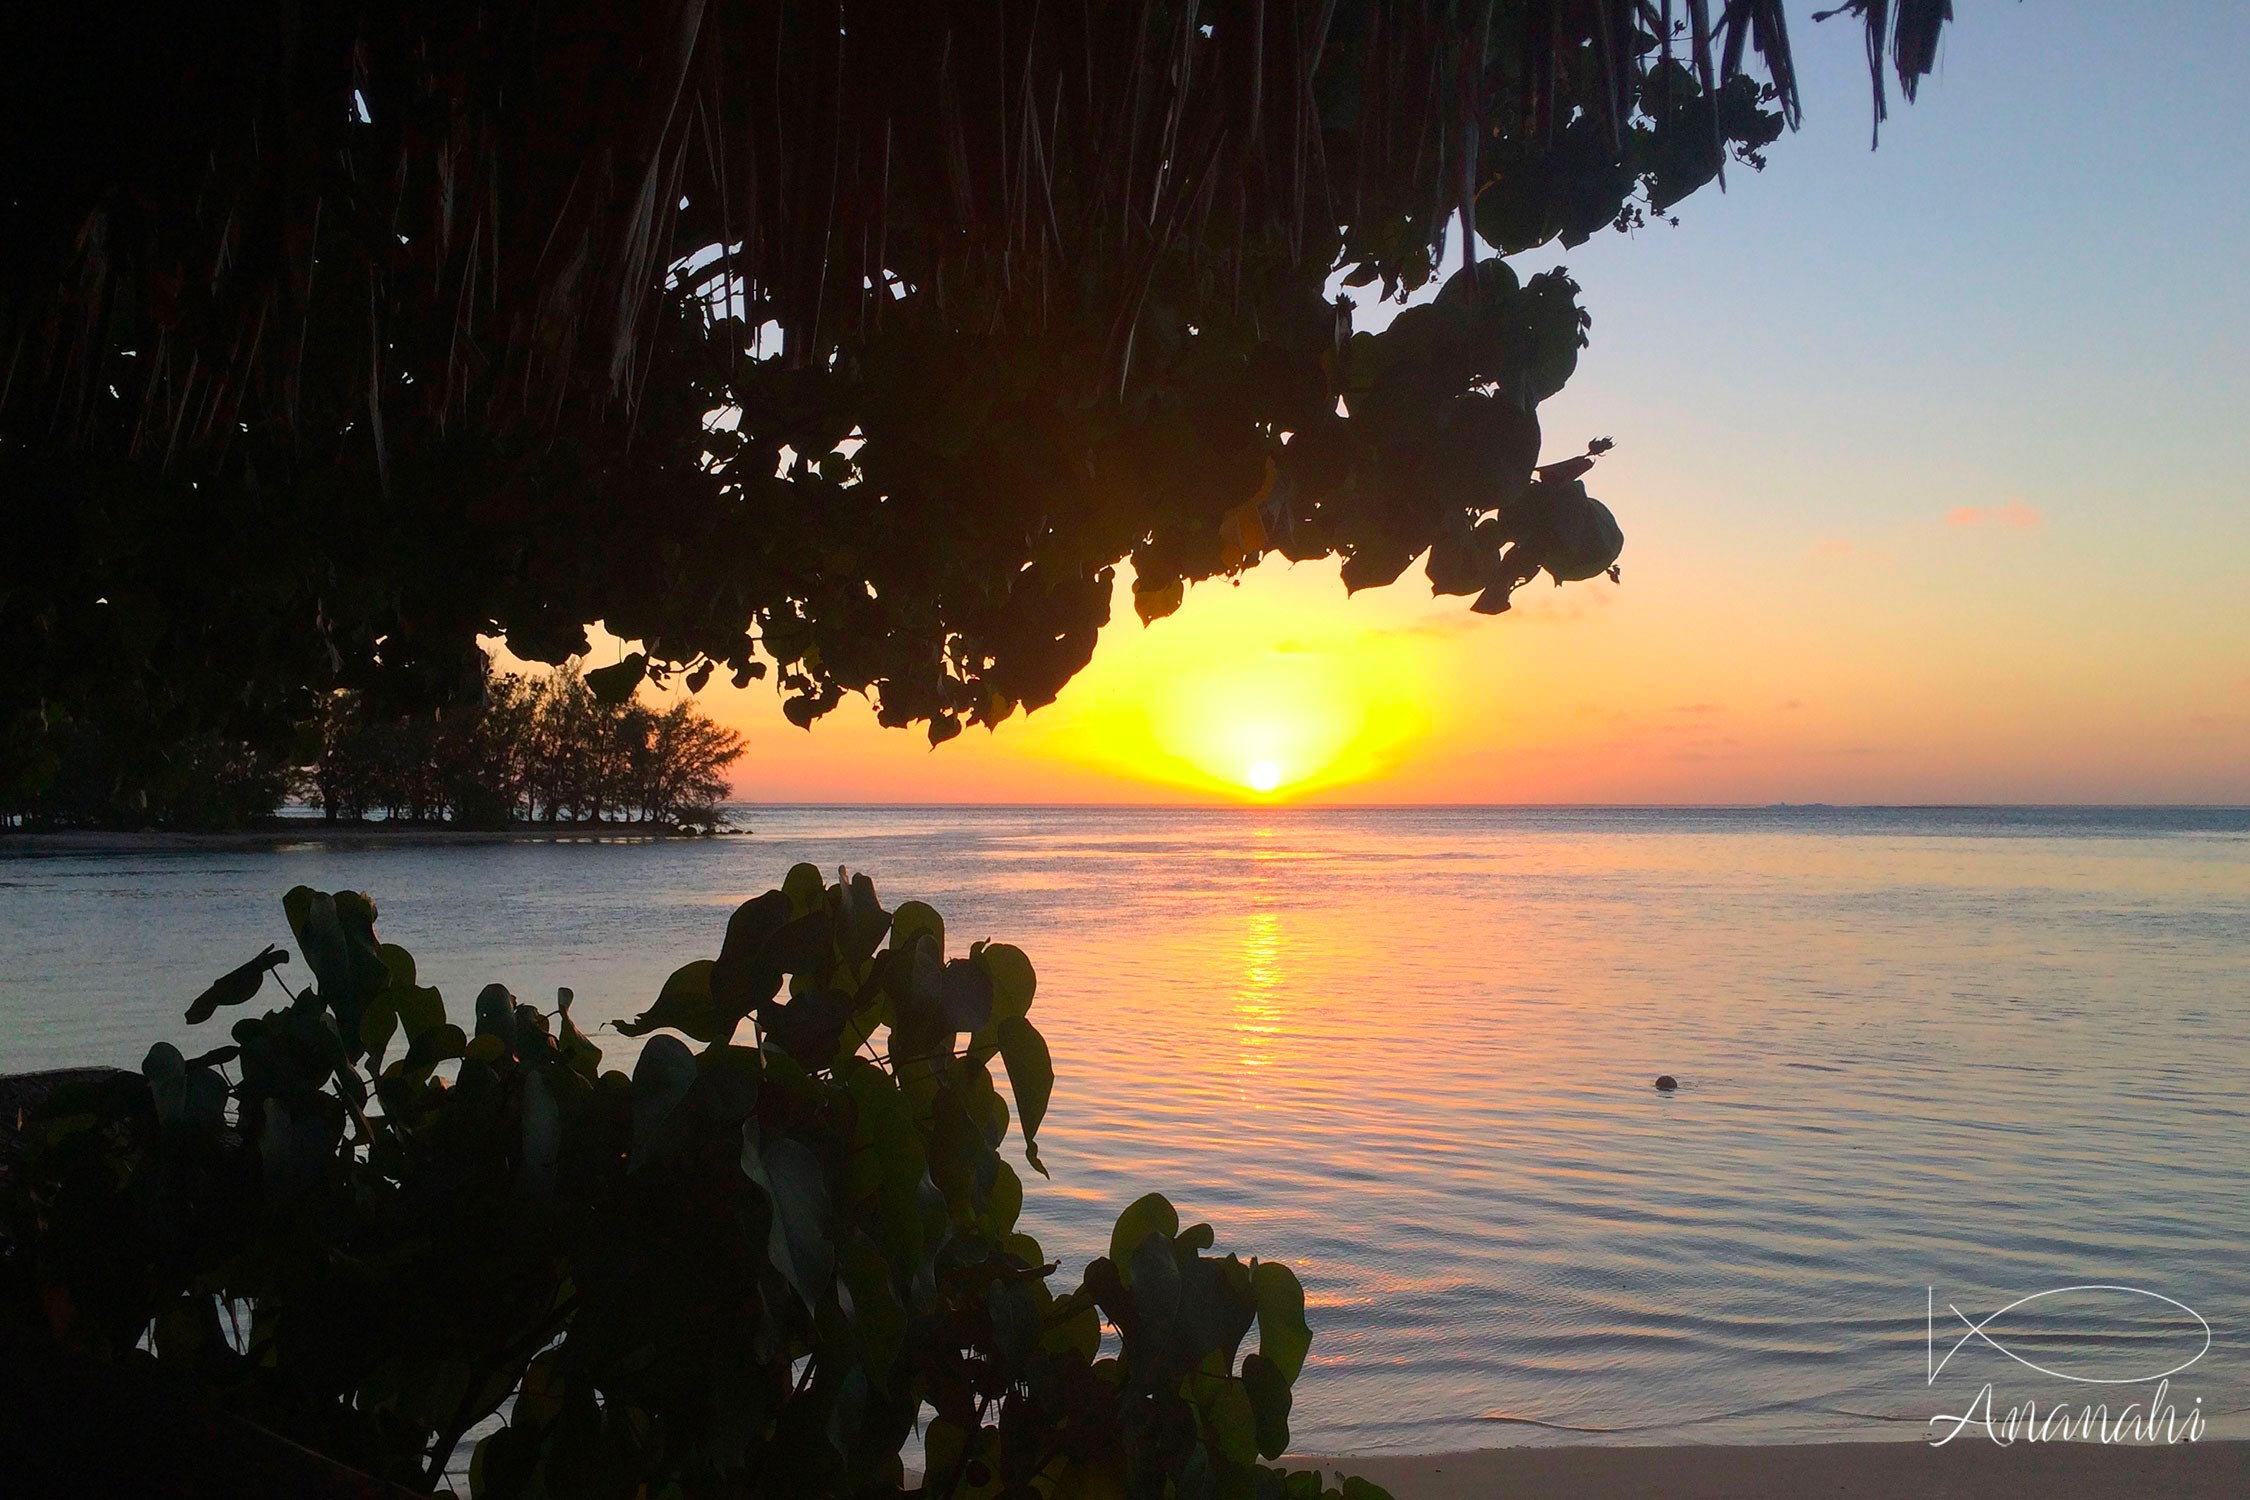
xmin=1233 ymin=907 xmax=1284 ymax=1085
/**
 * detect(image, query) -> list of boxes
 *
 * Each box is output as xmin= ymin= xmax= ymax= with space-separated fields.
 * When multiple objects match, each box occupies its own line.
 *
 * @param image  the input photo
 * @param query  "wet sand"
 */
xmin=1299 ymin=1439 xmax=2249 ymax=1499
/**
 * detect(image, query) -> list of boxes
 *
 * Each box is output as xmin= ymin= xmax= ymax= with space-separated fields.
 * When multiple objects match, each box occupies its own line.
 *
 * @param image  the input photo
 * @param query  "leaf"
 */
xmin=143 ymin=1041 xmax=229 ymax=1133
xmin=709 ymin=889 xmax=792 ymax=1020
xmin=1253 ymin=1261 xmax=1312 ymax=1382
xmin=988 ymin=1276 xmax=1041 ymax=1367
xmin=1541 ymin=488 xmax=1625 ymax=582
xmin=557 ymin=1012 xmax=604 ymax=1080
xmin=833 ymin=870 xmax=889 ymax=960
xmin=585 ymin=652 xmax=648 ymax=704
xmin=839 ymin=1232 xmax=906 ymax=1376
xmin=282 ymin=886 xmax=344 ymax=988
xmin=1133 ymin=576 xmax=1186 ymax=624
xmin=1042 ymin=1294 xmax=1101 ymax=1362
xmin=889 ymin=900 xmax=943 ymax=956
xmin=395 ymin=982 xmax=445 ymax=1042
xmin=742 ymin=1123 xmax=834 ymax=1306
xmin=629 ymin=1033 xmax=697 ymax=1170
xmin=377 ymin=943 xmax=417 ymax=989
xmin=184 ymin=944 xmax=286 ymax=1024
xmin=980 ymin=1157 xmax=1023 ymax=1238
xmin=281 ymin=887 xmax=387 ymax=1038
xmin=762 ymin=986 xmax=855 ymax=1066
xmin=1110 ymin=1193 xmax=1178 ymax=1285
xmin=258 ymin=1095 xmax=340 ymax=1191
xmin=473 ymin=983 xmax=518 ymax=1052
xmin=1218 ymin=495 xmax=1268 ymax=568
xmin=142 ymin=1041 xmax=185 ymax=1083
xmin=618 ymin=958 xmax=730 ymax=1043
xmin=1241 ymin=1353 xmax=1293 ymax=1458
xmin=384 ymin=1022 xmax=466 ymax=1084
xmin=997 ymin=1017 xmax=1053 ymax=1177
xmin=782 ymin=861 xmax=827 ymax=914
xmin=359 ymin=995 xmax=398 ymax=1066
xmin=1202 ymin=1375 xmax=1260 ymax=1466
xmin=1128 ymin=1231 xmax=1182 ymax=1329
xmin=520 ymin=1067 xmax=560 ymax=1197
xmin=976 ymin=942 xmax=1036 ymax=1021
xmin=916 ymin=944 xmax=994 ymax=1035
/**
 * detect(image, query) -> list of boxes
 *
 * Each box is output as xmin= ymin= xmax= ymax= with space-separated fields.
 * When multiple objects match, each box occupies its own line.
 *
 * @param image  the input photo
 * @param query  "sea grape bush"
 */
xmin=3 ymin=868 xmax=1390 ymax=1500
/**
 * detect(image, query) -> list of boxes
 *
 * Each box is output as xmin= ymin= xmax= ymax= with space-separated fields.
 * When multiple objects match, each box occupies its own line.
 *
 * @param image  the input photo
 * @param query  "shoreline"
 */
xmin=0 ymin=822 xmax=748 ymax=854
xmin=1300 ymin=1438 xmax=2250 ymax=1499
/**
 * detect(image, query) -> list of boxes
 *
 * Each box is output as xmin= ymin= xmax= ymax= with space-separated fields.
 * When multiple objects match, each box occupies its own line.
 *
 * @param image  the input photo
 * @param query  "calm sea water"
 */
xmin=4 ymin=805 xmax=2247 ymax=1450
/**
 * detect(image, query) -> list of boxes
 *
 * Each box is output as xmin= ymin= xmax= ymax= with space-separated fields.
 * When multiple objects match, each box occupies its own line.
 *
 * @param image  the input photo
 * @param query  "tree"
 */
xmin=641 ymin=703 xmax=749 ymax=828
xmin=297 ymin=660 xmax=745 ymax=829
xmin=0 ymin=1 xmax=1955 ymax=792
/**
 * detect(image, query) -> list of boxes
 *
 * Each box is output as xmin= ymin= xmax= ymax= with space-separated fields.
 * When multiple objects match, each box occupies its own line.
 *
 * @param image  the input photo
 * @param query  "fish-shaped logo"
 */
xmin=1929 ymin=1285 xmax=2210 ymax=1387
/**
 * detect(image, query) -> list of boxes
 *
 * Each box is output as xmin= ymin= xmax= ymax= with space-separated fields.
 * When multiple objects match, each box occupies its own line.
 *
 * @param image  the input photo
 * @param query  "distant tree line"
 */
xmin=304 ymin=664 xmax=744 ymax=830
xmin=1 ymin=662 xmax=744 ymax=832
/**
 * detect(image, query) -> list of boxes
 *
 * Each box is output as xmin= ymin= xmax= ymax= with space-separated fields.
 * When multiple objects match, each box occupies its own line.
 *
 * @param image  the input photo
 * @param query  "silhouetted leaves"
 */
xmin=1243 ymin=1352 xmax=1295 ymax=1459
xmin=4 ymin=871 xmax=1386 ymax=1500
xmin=1111 ymin=1192 xmax=1181 ymax=1283
xmin=629 ymin=1033 xmax=697 ymax=1172
xmin=620 ymin=959 xmax=726 ymax=1044
xmin=1255 ymin=1261 xmax=1313 ymax=1383
xmin=183 ymin=944 xmax=286 ymax=1024
xmin=997 ymin=1017 xmax=1053 ymax=1178
xmin=742 ymin=1124 xmax=834 ymax=1309
xmin=582 ymin=653 xmax=648 ymax=705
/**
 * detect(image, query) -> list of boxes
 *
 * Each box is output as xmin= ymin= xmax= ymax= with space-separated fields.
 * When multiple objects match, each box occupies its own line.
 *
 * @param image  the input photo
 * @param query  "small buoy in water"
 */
xmin=1653 ymin=1075 xmax=1678 ymax=1092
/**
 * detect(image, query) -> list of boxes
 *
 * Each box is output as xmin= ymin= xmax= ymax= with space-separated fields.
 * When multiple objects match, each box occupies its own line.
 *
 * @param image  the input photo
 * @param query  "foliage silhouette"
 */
xmin=1 ymin=2 xmax=1954 ymax=787
xmin=0 ymin=659 xmax=744 ymax=833
xmin=3 ymin=869 xmax=1390 ymax=1500
xmin=303 ymin=661 xmax=746 ymax=831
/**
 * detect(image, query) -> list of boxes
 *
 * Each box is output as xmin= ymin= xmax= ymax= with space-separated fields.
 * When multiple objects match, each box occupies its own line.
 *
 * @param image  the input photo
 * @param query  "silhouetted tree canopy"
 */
xmin=304 ymin=663 xmax=746 ymax=830
xmin=1 ymin=1 xmax=1952 ymax=772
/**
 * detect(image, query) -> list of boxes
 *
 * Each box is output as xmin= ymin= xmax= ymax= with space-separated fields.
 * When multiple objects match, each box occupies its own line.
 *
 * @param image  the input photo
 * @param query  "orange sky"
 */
xmin=618 ymin=527 xmax=2247 ymax=805
xmin=597 ymin=8 xmax=2250 ymax=806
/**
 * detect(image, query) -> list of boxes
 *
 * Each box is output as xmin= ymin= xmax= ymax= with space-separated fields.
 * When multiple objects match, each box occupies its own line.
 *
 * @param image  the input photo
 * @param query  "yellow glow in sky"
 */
xmin=604 ymin=515 xmax=2248 ymax=806
xmin=1085 ymin=588 xmax=1433 ymax=800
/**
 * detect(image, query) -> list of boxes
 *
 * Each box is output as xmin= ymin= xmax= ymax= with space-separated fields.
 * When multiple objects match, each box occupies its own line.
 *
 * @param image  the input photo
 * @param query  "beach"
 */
xmin=1306 ymin=1439 xmax=2250 ymax=1499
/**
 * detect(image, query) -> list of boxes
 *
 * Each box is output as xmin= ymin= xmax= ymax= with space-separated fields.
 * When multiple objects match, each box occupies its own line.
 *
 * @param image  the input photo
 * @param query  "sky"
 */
xmin=618 ymin=3 xmax=2250 ymax=805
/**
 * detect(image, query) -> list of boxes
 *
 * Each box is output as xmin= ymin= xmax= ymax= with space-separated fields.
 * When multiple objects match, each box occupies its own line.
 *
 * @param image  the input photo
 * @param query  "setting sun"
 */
xmin=1112 ymin=570 xmax=1436 ymax=801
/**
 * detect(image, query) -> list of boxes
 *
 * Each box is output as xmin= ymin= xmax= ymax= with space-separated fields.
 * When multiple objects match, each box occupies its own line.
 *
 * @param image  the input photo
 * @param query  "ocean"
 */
xmin=4 ymin=805 xmax=2246 ymax=1451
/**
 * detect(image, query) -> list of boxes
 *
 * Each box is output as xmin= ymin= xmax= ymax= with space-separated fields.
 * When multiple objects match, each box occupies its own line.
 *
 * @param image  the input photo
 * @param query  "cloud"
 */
xmin=1945 ymin=500 xmax=2043 ymax=531
xmin=1670 ymin=702 xmax=1724 ymax=716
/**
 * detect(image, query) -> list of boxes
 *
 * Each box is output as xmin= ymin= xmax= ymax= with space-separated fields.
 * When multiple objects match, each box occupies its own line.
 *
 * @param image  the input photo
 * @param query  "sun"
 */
xmin=1002 ymin=558 xmax=1435 ymax=802
xmin=1147 ymin=644 xmax=1413 ymax=802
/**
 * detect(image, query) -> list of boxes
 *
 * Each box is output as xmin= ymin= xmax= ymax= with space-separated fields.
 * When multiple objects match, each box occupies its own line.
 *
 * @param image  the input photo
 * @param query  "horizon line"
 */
xmin=715 ymin=799 xmax=2250 ymax=812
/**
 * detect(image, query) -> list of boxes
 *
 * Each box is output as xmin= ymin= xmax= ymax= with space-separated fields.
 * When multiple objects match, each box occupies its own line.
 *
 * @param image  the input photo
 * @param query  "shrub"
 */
xmin=2 ymin=868 xmax=1389 ymax=1500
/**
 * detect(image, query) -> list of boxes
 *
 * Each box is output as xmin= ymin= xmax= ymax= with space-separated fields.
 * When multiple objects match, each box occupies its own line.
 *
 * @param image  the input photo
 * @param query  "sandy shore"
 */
xmin=1296 ymin=1439 xmax=2250 ymax=1499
